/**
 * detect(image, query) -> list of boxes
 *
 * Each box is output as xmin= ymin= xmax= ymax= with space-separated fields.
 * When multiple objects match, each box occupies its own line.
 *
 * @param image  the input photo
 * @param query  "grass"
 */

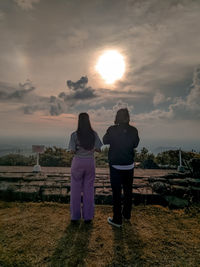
xmin=0 ymin=201 xmax=200 ymax=267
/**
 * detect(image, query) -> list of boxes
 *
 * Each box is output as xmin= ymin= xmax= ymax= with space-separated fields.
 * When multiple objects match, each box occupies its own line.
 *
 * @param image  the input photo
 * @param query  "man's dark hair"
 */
xmin=77 ymin=112 xmax=95 ymax=150
xmin=114 ymin=108 xmax=130 ymax=125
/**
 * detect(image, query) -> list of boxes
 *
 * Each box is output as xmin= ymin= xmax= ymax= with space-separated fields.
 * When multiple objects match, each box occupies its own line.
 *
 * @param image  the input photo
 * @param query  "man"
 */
xmin=103 ymin=108 xmax=140 ymax=228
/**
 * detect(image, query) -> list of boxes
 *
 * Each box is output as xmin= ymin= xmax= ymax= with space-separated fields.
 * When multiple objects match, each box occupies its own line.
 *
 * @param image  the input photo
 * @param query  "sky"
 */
xmin=0 ymin=0 xmax=200 ymax=152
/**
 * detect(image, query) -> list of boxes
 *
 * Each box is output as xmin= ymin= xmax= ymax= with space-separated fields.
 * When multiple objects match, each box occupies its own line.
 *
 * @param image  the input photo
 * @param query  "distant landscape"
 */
xmin=1 ymin=136 xmax=200 ymax=157
xmin=0 ymin=144 xmax=200 ymax=169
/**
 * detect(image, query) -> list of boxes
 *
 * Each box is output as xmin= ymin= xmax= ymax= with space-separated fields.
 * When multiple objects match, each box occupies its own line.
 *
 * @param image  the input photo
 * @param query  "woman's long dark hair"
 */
xmin=77 ymin=113 xmax=95 ymax=150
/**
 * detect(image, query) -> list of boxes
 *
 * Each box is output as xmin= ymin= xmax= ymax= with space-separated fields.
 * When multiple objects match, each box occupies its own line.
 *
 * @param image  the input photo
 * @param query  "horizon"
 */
xmin=0 ymin=135 xmax=200 ymax=156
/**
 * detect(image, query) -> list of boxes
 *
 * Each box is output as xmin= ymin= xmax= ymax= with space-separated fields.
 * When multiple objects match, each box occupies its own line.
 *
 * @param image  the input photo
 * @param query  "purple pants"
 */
xmin=70 ymin=156 xmax=95 ymax=220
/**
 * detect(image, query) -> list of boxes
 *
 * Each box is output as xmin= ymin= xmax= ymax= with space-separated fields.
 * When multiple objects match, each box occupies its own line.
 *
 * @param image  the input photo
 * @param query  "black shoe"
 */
xmin=107 ymin=217 xmax=122 ymax=228
xmin=71 ymin=220 xmax=79 ymax=224
xmin=84 ymin=220 xmax=92 ymax=224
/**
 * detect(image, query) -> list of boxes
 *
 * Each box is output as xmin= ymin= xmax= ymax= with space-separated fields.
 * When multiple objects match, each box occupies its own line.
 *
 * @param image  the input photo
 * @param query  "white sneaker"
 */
xmin=107 ymin=217 xmax=122 ymax=228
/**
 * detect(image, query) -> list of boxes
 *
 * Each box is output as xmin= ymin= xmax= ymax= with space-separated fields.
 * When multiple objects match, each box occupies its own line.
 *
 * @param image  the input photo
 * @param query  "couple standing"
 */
xmin=68 ymin=108 xmax=140 ymax=228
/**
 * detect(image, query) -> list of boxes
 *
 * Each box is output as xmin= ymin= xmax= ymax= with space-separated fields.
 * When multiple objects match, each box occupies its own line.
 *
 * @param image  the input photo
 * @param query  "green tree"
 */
xmin=95 ymin=147 xmax=109 ymax=167
xmin=135 ymin=147 xmax=158 ymax=168
xmin=0 ymin=154 xmax=35 ymax=166
xmin=136 ymin=147 xmax=155 ymax=162
xmin=155 ymin=150 xmax=200 ymax=167
xmin=39 ymin=146 xmax=73 ymax=167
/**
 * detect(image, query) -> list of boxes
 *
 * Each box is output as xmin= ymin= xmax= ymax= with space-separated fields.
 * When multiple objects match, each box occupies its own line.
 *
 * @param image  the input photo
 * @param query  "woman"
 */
xmin=68 ymin=112 xmax=102 ymax=222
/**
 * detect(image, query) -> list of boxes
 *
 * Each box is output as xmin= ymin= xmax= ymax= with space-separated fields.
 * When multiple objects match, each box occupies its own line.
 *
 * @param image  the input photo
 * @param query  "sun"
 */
xmin=96 ymin=50 xmax=125 ymax=84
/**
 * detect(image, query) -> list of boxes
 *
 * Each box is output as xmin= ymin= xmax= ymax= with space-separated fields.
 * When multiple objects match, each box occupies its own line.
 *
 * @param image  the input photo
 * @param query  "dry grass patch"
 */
xmin=0 ymin=201 xmax=200 ymax=266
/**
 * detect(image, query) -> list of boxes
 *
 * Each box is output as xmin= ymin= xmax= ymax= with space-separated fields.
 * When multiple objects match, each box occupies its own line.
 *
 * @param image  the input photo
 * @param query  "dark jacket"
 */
xmin=103 ymin=123 xmax=140 ymax=165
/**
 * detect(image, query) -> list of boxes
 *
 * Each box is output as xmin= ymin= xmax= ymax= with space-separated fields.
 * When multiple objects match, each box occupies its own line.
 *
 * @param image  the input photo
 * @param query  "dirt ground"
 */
xmin=0 ymin=201 xmax=200 ymax=267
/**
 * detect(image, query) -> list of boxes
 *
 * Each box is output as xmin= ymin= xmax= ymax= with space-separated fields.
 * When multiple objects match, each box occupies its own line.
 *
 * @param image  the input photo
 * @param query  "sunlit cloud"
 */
xmin=14 ymin=0 xmax=40 ymax=10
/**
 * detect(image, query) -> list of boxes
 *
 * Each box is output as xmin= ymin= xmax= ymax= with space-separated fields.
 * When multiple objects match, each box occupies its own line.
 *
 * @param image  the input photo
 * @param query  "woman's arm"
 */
xmin=68 ymin=132 xmax=76 ymax=153
xmin=94 ymin=132 xmax=103 ymax=152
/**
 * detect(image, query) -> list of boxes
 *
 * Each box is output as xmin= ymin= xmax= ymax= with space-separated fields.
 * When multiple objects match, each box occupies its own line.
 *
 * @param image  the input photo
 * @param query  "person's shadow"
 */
xmin=109 ymin=222 xmax=145 ymax=267
xmin=49 ymin=221 xmax=93 ymax=267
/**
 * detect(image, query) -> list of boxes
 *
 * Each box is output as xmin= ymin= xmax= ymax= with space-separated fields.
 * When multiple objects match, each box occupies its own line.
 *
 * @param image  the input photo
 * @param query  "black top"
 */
xmin=103 ymin=123 xmax=140 ymax=165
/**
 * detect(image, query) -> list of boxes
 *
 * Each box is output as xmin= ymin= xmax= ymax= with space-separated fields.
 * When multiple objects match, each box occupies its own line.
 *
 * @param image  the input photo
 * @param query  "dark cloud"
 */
xmin=23 ymin=97 xmax=66 ymax=116
xmin=0 ymin=91 xmax=7 ymax=99
xmin=67 ymin=76 xmax=88 ymax=90
xmin=48 ymin=96 xmax=64 ymax=116
xmin=22 ymin=93 xmax=68 ymax=116
xmin=66 ymin=76 xmax=97 ymax=100
xmin=0 ymin=80 xmax=66 ymax=116
xmin=0 ymin=77 xmax=97 ymax=116
xmin=58 ymin=92 xmax=67 ymax=100
xmin=0 ymin=80 xmax=35 ymax=101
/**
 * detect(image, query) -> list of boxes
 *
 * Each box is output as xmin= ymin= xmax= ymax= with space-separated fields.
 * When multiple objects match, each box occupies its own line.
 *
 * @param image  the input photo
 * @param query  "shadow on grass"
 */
xmin=49 ymin=221 xmax=93 ymax=267
xmin=108 ymin=222 xmax=145 ymax=267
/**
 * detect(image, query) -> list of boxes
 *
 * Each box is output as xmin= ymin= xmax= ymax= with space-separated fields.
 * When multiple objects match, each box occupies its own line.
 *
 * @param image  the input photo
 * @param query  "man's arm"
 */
xmin=133 ymin=129 xmax=140 ymax=148
xmin=103 ymin=128 xmax=111 ymax=145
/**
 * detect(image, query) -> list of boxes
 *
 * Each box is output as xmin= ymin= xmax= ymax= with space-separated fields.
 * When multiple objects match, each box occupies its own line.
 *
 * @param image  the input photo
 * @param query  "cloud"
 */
xmin=0 ymin=77 xmax=99 ymax=116
xmin=1 ymin=67 xmax=200 ymax=121
xmin=134 ymin=108 xmax=173 ymax=122
xmin=0 ymin=10 xmax=5 ymax=21
xmin=23 ymin=98 xmax=67 ymax=116
xmin=134 ymin=66 xmax=200 ymax=122
xmin=153 ymin=92 xmax=171 ymax=106
xmin=10 ymin=80 xmax=35 ymax=99
xmin=153 ymin=92 xmax=165 ymax=106
xmin=22 ymin=93 xmax=70 ymax=116
xmin=21 ymin=91 xmax=72 ymax=116
xmin=66 ymin=76 xmax=97 ymax=100
xmin=67 ymin=76 xmax=88 ymax=91
xmin=112 ymin=0 xmax=200 ymax=97
xmin=1 ymin=0 xmax=199 ymax=102
xmin=14 ymin=0 xmax=40 ymax=10
xmin=186 ymin=66 xmax=200 ymax=111
xmin=167 ymin=66 xmax=200 ymax=120
xmin=64 ymin=29 xmax=89 ymax=49
xmin=0 ymin=80 xmax=35 ymax=101
xmin=112 ymin=99 xmax=134 ymax=113
xmin=88 ymin=100 xmax=134 ymax=125
xmin=0 ymin=80 xmax=67 ymax=116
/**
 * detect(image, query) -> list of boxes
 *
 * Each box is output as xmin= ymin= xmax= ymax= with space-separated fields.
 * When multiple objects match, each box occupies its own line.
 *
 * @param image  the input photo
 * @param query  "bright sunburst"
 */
xmin=96 ymin=50 xmax=125 ymax=84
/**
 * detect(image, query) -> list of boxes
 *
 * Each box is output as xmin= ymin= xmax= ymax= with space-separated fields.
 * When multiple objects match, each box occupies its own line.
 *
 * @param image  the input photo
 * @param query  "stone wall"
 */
xmin=149 ymin=172 xmax=200 ymax=208
xmin=0 ymin=169 xmax=199 ymax=208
